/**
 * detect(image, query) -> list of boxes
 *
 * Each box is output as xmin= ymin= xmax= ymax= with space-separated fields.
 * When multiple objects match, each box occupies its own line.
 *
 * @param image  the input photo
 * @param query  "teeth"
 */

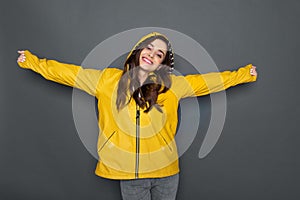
xmin=143 ymin=57 xmax=152 ymax=64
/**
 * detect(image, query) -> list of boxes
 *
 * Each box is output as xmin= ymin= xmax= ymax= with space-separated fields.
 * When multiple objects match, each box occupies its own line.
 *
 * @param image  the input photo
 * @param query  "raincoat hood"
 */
xmin=125 ymin=32 xmax=175 ymax=70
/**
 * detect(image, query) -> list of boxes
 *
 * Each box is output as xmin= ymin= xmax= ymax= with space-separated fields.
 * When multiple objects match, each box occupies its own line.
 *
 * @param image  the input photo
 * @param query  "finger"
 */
xmin=17 ymin=58 xmax=24 ymax=62
xmin=17 ymin=55 xmax=26 ymax=62
xmin=17 ymin=51 xmax=25 ymax=57
xmin=251 ymin=70 xmax=257 ymax=76
xmin=251 ymin=66 xmax=257 ymax=71
xmin=250 ymin=69 xmax=256 ymax=75
xmin=17 ymin=56 xmax=24 ymax=61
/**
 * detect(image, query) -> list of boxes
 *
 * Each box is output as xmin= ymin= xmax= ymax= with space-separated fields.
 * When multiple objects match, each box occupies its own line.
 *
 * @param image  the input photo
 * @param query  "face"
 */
xmin=138 ymin=39 xmax=167 ymax=72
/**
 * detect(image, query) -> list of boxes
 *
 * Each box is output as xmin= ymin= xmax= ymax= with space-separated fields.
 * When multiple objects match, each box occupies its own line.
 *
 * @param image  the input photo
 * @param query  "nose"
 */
xmin=148 ymin=49 xmax=154 ymax=58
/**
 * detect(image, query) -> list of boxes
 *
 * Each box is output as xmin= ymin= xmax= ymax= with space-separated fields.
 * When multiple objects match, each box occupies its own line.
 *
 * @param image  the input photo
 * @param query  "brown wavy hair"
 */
xmin=116 ymin=35 xmax=173 ymax=113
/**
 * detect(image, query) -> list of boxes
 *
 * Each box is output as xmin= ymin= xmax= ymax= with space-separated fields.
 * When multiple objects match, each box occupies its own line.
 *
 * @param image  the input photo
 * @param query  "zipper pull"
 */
xmin=136 ymin=104 xmax=140 ymax=119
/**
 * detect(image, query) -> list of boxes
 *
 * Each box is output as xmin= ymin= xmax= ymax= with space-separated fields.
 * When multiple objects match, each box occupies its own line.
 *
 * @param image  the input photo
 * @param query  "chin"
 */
xmin=139 ymin=65 xmax=151 ymax=72
xmin=139 ymin=62 xmax=158 ymax=72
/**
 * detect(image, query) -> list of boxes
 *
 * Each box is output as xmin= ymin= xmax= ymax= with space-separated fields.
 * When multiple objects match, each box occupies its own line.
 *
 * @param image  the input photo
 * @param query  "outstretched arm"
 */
xmin=171 ymin=64 xmax=258 ymax=99
xmin=17 ymin=50 xmax=103 ymax=96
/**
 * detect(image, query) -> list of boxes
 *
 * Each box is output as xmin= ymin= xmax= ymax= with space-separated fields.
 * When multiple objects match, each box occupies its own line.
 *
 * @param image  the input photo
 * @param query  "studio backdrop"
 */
xmin=1 ymin=0 xmax=299 ymax=200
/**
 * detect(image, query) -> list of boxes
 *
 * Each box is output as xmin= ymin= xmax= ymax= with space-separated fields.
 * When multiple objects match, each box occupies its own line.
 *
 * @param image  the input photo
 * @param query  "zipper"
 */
xmin=135 ymin=104 xmax=140 ymax=179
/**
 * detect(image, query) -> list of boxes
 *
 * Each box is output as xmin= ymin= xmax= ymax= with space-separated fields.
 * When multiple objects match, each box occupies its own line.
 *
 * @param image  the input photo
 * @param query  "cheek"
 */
xmin=157 ymin=58 xmax=164 ymax=65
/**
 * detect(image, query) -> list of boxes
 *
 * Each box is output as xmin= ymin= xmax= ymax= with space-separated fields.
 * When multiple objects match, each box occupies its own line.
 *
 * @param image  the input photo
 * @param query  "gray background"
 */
xmin=1 ymin=0 xmax=299 ymax=199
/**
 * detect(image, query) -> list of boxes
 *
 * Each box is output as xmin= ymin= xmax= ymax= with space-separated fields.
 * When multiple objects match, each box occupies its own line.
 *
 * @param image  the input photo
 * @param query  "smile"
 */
xmin=142 ymin=57 xmax=153 ymax=65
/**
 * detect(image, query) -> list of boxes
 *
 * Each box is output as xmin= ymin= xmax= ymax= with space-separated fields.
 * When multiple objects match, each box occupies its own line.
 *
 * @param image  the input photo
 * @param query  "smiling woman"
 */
xmin=17 ymin=32 xmax=257 ymax=200
xmin=139 ymin=40 xmax=167 ymax=71
xmin=116 ymin=33 xmax=175 ymax=114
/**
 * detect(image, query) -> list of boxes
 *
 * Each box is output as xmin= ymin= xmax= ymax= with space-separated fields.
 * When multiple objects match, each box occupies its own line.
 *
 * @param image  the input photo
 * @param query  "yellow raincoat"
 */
xmin=18 ymin=33 xmax=257 ymax=180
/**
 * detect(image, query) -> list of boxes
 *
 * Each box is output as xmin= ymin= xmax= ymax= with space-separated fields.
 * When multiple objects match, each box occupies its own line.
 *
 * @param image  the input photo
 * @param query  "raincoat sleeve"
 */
xmin=171 ymin=64 xmax=257 ymax=99
xmin=17 ymin=50 xmax=103 ymax=96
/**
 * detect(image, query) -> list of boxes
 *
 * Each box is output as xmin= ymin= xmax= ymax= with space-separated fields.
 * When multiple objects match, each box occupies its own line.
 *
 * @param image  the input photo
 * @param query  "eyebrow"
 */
xmin=148 ymin=43 xmax=166 ymax=56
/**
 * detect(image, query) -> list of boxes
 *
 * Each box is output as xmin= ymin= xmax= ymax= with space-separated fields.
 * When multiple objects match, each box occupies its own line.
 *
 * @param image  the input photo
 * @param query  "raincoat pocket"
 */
xmin=97 ymin=131 xmax=116 ymax=153
xmin=158 ymin=133 xmax=173 ymax=152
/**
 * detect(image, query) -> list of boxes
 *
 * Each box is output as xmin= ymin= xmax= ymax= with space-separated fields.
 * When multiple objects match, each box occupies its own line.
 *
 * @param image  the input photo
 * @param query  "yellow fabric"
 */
xmin=18 ymin=40 xmax=256 ymax=180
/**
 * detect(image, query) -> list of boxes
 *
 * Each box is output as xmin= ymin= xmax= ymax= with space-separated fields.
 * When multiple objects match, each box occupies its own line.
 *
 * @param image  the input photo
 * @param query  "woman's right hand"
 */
xmin=17 ymin=50 xmax=26 ymax=63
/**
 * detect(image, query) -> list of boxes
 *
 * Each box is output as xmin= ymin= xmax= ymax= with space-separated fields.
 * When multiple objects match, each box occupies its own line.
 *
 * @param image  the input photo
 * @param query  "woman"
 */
xmin=17 ymin=32 xmax=257 ymax=200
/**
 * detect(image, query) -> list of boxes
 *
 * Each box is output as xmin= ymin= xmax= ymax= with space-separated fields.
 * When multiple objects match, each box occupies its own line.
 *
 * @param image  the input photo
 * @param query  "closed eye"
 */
xmin=146 ymin=44 xmax=153 ymax=50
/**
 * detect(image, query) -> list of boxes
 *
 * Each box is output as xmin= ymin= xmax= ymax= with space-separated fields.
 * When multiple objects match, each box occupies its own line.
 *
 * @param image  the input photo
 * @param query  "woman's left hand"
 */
xmin=250 ymin=65 xmax=257 ymax=76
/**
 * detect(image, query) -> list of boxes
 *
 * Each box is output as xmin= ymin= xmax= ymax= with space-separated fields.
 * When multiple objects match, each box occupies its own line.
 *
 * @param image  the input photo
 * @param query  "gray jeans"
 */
xmin=120 ymin=174 xmax=179 ymax=200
